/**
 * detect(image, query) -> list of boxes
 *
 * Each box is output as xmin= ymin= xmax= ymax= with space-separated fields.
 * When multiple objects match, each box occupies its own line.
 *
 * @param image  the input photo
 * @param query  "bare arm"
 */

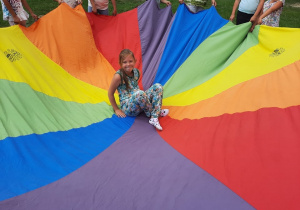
xmin=161 ymin=0 xmax=171 ymax=6
xmin=2 ymin=0 xmax=20 ymax=24
xmin=21 ymin=0 xmax=38 ymax=20
xmin=250 ymin=0 xmax=265 ymax=23
xmin=89 ymin=0 xmax=97 ymax=14
xmin=211 ymin=0 xmax=217 ymax=7
xmin=258 ymin=1 xmax=283 ymax=23
xmin=229 ymin=0 xmax=241 ymax=21
xmin=111 ymin=0 xmax=117 ymax=16
xmin=108 ymin=74 xmax=126 ymax=118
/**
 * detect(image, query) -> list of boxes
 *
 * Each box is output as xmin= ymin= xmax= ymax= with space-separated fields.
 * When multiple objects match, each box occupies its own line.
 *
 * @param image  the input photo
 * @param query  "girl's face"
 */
xmin=121 ymin=54 xmax=136 ymax=74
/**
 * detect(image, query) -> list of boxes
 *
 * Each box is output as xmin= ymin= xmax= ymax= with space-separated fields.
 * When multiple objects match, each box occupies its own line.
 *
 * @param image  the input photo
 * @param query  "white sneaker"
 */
xmin=149 ymin=118 xmax=163 ymax=130
xmin=160 ymin=109 xmax=169 ymax=117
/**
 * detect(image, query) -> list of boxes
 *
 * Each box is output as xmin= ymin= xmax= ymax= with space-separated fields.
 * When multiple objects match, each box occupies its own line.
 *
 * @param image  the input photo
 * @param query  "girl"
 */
xmin=108 ymin=49 xmax=169 ymax=131
xmin=258 ymin=0 xmax=285 ymax=27
xmin=1 ymin=0 xmax=37 ymax=26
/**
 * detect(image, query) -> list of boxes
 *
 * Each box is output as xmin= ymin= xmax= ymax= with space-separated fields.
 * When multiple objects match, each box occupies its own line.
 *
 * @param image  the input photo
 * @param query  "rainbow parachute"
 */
xmin=1 ymin=0 xmax=300 ymax=209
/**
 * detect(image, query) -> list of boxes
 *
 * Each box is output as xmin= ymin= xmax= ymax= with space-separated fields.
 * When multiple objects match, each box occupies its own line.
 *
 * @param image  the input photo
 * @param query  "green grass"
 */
xmin=0 ymin=0 xmax=299 ymax=28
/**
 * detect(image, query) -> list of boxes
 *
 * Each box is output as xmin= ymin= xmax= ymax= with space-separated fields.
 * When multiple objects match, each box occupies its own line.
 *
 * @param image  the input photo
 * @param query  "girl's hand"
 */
xmin=257 ymin=17 xmax=263 ymax=25
xmin=115 ymin=109 xmax=126 ymax=118
xmin=13 ymin=16 xmax=21 ymax=24
xmin=165 ymin=0 xmax=171 ymax=6
xmin=92 ymin=7 xmax=97 ymax=14
xmin=112 ymin=9 xmax=117 ymax=16
xmin=211 ymin=0 xmax=217 ymax=6
xmin=31 ymin=13 xmax=38 ymax=21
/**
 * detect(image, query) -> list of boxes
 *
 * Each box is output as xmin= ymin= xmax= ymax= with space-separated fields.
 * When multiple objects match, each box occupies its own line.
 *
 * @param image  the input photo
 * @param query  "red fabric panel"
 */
xmin=160 ymin=106 xmax=300 ymax=210
xmin=86 ymin=10 xmax=144 ymax=89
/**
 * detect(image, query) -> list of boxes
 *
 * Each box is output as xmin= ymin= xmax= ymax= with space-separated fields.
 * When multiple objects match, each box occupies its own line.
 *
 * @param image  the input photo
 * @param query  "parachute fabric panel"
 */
xmin=21 ymin=3 xmax=115 ymax=90
xmin=86 ymin=6 xmax=144 ymax=89
xmin=138 ymin=0 xmax=173 ymax=89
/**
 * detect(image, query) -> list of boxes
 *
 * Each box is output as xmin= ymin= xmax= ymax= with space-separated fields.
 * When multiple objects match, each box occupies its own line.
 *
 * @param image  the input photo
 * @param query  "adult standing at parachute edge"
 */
xmin=88 ymin=0 xmax=117 ymax=16
xmin=229 ymin=0 xmax=264 ymax=26
xmin=178 ymin=0 xmax=217 ymax=13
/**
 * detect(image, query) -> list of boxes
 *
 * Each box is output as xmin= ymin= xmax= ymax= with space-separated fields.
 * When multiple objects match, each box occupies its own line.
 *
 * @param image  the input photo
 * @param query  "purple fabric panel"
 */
xmin=138 ymin=0 xmax=174 ymax=90
xmin=0 ymin=115 xmax=254 ymax=210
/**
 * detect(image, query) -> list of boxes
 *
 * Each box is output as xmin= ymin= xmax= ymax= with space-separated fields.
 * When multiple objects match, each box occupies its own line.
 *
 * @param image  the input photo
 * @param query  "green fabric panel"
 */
xmin=164 ymin=22 xmax=260 ymax=98
xmin=0 ymin=80 xmax=113 ymax=140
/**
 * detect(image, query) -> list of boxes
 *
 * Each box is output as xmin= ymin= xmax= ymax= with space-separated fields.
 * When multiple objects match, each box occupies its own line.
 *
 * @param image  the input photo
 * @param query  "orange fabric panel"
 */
xmin=21 ymin=3 xmax=114 ymax=90
xmin=165 ymin=60 xmax=300 ymax=120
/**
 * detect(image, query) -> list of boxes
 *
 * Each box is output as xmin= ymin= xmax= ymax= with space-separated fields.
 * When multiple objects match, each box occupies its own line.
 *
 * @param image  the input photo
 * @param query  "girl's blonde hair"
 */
xmin=119 ymin=49 xmax=136 ymax=90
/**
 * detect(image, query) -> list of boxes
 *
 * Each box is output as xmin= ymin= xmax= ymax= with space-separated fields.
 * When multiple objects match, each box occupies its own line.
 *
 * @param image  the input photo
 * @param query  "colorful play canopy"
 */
xmin=1 ymin=0 xmax=300 ymax=209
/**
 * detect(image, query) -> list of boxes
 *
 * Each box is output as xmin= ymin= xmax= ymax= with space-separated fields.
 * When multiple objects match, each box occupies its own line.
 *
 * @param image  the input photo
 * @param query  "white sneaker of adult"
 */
xmin=149 ymin=118 xmax=163 ymax=130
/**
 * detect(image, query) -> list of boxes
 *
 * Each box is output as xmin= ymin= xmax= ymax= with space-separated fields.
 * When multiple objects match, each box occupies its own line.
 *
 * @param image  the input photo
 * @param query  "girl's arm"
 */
xmin=2 ymin=0 xmax=20 ymax=24
xmin=258 ymin=1 xmax=283 ymax=24
xmin=111 ymin=0 xmax=117 ymax=16
xmin=161 ymin=0 xmax=171 ymax=6
xmin=21 ymin=0 xmax=38 ymax=20
xmin=89 ymin=0 xmax=97 ymax=14
xmin=250 ymin=0 xmax=264 ymax=23
xmin=229 ymin=0 xmax=241 ymax=21
xmin=211 ymin=0 xmax=217 ymax=7
xmin=108 ymin=74 xmax=126 ymax=118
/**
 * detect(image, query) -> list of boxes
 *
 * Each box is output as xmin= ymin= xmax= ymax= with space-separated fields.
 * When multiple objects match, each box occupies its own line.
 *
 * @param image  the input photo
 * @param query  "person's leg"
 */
xmin=145 ymin=83 xmax=163 ymax=118
xmin=121 ymin=90 xmax=152 ymax=117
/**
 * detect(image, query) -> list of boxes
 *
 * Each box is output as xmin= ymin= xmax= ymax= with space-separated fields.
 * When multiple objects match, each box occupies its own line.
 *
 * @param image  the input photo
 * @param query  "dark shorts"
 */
xmin=236 ymin=10 xmax=254 ymax=25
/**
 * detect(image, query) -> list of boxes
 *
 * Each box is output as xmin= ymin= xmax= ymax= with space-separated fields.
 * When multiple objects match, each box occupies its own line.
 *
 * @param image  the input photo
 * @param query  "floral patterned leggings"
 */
xmin=120 ymin=83 xmax=163 ymax=118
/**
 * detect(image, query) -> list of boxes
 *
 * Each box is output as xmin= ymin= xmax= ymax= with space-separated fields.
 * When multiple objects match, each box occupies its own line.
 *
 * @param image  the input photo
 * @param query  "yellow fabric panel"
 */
xmin=0 ymin=26 xmax=118 ymax=104
xmin=164 ymin=60 xmax=300 ymax=120
xmin=163 ymin=26 xmax=300 ymax=106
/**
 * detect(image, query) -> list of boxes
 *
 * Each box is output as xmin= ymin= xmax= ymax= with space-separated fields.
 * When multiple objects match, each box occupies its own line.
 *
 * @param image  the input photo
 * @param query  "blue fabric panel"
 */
xmin=154 ymin=5 xmax=228 ymax=85
xmin=0 ymin=116 xmax=135 ymax=201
